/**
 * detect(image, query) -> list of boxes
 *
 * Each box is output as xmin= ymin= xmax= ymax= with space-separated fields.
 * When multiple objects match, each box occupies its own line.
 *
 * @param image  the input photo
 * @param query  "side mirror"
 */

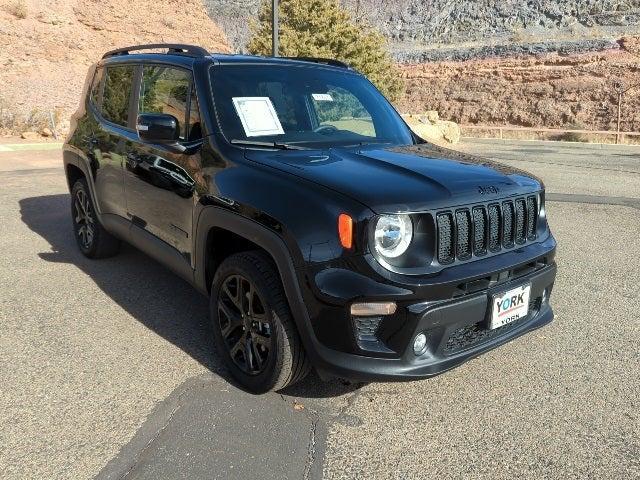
xmin=136 ymin=113 xmax=180 ymax=144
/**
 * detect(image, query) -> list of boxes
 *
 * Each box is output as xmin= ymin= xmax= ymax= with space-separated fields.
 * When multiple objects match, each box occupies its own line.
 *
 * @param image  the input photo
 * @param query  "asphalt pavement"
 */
xmin=0 ymin=139 xmax=638 ymax=479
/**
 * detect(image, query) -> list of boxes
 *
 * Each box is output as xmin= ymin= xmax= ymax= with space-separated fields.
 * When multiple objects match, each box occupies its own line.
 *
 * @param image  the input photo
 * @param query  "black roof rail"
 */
xmin=102 ymin=43 xmax=209 ymax=59
xmin=283 ymin=57 xmax=351 ymax=69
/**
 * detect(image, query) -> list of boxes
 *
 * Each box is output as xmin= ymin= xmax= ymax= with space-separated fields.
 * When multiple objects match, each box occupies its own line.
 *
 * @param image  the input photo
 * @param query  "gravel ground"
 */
xmin=0 ymin=140 xmax=638 ymax=479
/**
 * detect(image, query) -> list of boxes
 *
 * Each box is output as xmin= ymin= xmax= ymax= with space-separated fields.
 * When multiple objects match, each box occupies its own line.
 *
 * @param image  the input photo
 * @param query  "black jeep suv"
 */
xmin=63 ymin=44 xmax=557 ymax=392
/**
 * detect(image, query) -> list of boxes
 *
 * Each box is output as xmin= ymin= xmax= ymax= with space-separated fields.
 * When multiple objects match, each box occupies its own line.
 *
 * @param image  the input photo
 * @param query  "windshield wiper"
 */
xmin=342 ymin=141 xmax=393 ymax=148
xmin=230 ymin=139 xmax=308 ymax=150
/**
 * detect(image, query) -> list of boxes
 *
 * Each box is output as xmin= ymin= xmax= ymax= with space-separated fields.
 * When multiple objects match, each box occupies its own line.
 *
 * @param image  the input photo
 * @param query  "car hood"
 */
xmin=244 ymin=143 xmax=543 ymax=213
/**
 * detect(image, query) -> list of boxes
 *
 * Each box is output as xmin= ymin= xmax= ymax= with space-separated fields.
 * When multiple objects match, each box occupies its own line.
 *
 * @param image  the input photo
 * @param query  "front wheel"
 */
xmin=210 ymin=251 xmax=310 ymax=393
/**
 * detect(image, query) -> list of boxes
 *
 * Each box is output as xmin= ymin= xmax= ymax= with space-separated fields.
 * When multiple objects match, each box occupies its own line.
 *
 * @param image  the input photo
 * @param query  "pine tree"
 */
xmin=247 ymin=0 xmax=404 ymax=102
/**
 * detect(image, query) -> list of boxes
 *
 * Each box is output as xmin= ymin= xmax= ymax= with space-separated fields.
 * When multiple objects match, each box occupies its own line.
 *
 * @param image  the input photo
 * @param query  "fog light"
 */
xmin=413 ymin=333 xmax=428 ymax=356
xmin=542 ymin=288 xmax=548 ymax=304
xmin=351 ymin=302 xmax=397 ymax=316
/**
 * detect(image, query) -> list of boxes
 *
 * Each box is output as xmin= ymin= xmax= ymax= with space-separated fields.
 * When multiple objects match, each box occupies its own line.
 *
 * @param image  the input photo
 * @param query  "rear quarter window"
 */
xmin=89 ymin=67 xmax=104 ymax=108
xmin=102 ymin=65 xmax=136 ymax=127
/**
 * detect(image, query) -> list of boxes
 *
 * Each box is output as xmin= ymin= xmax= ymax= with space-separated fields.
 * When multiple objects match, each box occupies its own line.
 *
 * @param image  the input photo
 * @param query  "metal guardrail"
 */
xmin=461 ymin=125 xmax=640 ymax=144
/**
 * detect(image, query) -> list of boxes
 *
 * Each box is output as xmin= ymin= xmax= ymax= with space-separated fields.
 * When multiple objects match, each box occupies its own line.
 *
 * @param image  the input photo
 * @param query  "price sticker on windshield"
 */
xmin=232 ymin=97 xmax=285 ymax=137
xmin=312 ymin=93 xmax=334 ymax=102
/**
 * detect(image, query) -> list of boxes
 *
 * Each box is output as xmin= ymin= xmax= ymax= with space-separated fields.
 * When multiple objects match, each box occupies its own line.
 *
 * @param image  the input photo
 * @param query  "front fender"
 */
xmin=193 ymin=206 xmax=327 ymax=357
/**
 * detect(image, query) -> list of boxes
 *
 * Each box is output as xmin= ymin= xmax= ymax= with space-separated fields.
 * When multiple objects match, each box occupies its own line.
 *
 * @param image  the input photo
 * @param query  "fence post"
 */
xmin=616 ymin=92 xmax=623 ymax=145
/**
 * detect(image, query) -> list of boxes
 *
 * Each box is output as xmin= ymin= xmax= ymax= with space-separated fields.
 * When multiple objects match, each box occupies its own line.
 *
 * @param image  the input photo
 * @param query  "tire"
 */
xmin=210 ymin=251 xmax=311 ymax=393
xmin=71 ymin=178 xmax=120 ymax=258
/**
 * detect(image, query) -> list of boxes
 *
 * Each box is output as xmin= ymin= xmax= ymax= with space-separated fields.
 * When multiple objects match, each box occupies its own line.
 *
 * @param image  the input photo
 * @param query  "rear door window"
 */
xmin=102 ymin=65 xmax=136 ymax=127
xmin=139 ymin=66 xmax=192 ymax=140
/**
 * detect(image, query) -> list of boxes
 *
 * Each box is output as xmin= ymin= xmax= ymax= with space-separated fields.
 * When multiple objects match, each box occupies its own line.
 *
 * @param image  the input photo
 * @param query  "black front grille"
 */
xmin=443 ymin=296 xmax=543 ymax=355
xmin=436 ymin=195 xmax=539 ymax=264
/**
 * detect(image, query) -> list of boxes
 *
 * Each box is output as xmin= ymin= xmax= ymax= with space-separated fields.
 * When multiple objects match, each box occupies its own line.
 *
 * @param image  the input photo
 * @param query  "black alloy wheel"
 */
xmin=73 ymin=187 xmax=95 ymax=250
xmin=217 ymin=274 xmax=272 ymax=375
xmin=210 ymin=251 xmax=310 ymax=393
xmin=70 ymin=178 xmax=120 ymax=258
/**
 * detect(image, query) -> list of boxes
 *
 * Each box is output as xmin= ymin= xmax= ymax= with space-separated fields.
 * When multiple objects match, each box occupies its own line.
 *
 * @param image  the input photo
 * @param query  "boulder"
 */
xmin=425 ymin=110 xmax=440 ymax=123
xmin=20 ymin=131 xmax=39 ymax=140
xmin=401 ymin=113 xmax=461 ymax=145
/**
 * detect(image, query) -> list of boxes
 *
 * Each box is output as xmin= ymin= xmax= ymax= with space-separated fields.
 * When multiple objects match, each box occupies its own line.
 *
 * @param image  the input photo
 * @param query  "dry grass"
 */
xmin=0 ymin=97 xmax=50 ymax=134
xmin=5 ymin=0 xmax=28 ymax=19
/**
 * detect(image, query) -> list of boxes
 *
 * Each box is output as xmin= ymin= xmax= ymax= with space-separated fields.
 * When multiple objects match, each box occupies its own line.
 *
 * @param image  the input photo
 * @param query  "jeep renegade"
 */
xmin=63 ymin=44 xmax=557 ymax=392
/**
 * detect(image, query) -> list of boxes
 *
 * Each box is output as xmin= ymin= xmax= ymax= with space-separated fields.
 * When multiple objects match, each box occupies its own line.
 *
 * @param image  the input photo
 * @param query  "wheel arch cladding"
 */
xmin=65 ymin=163 xmax=86 ymax=191
xmin=194 ymin=207 xmax=320 ymax=357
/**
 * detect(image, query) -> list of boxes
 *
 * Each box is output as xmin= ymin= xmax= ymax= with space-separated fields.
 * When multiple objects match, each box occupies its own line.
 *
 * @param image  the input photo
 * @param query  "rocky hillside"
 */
xmin=206 ymin=0 xmax=640 ymax=133
xmin=206 ymin=0 xmax=640 ymax=57
xmin=398 ymin=37 xmax=640 ymax=132
xmin=343 ymin=0 xmax=640 ymax=61
xmin=0 ymin=0 xmax=229 ymax=135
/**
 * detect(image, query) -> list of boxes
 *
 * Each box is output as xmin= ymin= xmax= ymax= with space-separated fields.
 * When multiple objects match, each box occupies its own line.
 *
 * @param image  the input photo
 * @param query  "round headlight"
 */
xmin=374 ymin=214 xmax=413 ymax=258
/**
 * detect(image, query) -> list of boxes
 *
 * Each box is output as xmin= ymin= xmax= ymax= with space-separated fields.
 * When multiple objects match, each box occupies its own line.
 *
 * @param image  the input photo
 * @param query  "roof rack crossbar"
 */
xmin=102 ymin=44 xmax=209 ymax=59
xmin=283 ymin=57 xmax=351 ymax=69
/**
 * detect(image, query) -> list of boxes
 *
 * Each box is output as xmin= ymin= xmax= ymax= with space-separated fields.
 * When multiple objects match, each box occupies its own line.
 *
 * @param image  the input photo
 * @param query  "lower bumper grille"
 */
xmin=443 ymin=297 xmax=543 ymax=355
xmin=352 ymin=316 xmax=393 ymax=353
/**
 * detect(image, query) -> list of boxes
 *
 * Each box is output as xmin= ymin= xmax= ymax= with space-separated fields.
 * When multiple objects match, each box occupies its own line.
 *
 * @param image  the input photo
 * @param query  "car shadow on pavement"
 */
xmin=19 ymin=194 xmax=364 ymax=399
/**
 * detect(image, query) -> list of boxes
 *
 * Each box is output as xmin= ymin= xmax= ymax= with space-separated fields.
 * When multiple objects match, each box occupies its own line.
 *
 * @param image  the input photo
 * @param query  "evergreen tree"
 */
xmin=247 ymin=0 xmax=404 ymax=102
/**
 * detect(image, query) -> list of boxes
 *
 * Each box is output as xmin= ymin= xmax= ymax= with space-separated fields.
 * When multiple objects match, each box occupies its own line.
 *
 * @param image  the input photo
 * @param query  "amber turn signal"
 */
xmin=338 ymin=213 xmax=354 ymax=249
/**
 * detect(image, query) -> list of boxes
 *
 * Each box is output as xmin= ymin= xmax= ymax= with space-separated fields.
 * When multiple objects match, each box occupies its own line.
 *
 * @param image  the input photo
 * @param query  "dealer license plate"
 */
xmin=490 ymin=284 xmax=531 ymax=330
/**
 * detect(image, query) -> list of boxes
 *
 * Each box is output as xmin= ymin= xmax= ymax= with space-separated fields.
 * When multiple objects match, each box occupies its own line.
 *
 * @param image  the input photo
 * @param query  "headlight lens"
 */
xmin=374 ymin=214 xmax=413 ymax=258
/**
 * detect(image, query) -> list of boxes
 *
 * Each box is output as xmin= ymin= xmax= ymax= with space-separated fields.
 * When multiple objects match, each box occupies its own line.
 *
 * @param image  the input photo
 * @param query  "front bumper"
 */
xmin=309 ymin=262 xmax=555 ymax=381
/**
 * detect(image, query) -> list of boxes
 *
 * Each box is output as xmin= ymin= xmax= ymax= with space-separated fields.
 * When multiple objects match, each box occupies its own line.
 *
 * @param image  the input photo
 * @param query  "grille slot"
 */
xmin=455 ymin=210 xmax=472 ymax=260
xmin=472 ymin=207 xmax=487 ymax=255
xmin=436 ymin=196 xmax=540 ymax=264
xmin=437 ymin=213 xmax=455 ymax=264
xmin=488 ymin=204 xmax=501 ymax=252
xmin=502 ymin=201 xmax=515 ymax=248
xmin=515 ymin=199 xmax=526 ymax=244
xmin=526 ymin=196 xmax=538 ymax=239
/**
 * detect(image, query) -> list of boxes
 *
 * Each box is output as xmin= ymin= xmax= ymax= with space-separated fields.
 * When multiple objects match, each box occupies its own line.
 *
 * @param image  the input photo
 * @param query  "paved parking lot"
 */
xmin=0 ymin=139 xmax=639 ymax=479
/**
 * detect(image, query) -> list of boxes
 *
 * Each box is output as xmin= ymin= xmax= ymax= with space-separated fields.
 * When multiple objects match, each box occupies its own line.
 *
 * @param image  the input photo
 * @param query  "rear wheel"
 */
xmin=71 ymin=178 xmax=120 ymax=258
xmin=210 ymin=251 xmax=310 ymax=393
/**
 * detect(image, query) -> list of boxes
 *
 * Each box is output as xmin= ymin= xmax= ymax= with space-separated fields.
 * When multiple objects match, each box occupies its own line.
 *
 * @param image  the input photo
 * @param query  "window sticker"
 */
xmin=312 ymin=93 xmax=334 ymax=102
xmin=232 ymin=97 xmax=285 ymax=137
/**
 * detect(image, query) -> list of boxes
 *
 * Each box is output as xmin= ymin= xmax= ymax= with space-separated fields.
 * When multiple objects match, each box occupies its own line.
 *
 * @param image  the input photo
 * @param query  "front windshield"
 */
xmin=210 ymin=63 xmax=414 ymax=148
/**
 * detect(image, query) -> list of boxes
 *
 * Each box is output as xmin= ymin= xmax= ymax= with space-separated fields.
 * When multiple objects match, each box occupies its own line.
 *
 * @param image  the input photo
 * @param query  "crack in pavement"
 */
xmin=96 ymin=376 xmax=207 ymax=480
xmin=302 ymin=408 xmax=320 ymax=480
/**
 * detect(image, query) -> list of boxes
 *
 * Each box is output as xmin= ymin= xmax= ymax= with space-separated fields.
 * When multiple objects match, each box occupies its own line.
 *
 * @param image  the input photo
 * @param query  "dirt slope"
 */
xmin=398 ymin=37 xmax=640 ymax=133
xmin=0 ymin=0 xmax=229 ymax=134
